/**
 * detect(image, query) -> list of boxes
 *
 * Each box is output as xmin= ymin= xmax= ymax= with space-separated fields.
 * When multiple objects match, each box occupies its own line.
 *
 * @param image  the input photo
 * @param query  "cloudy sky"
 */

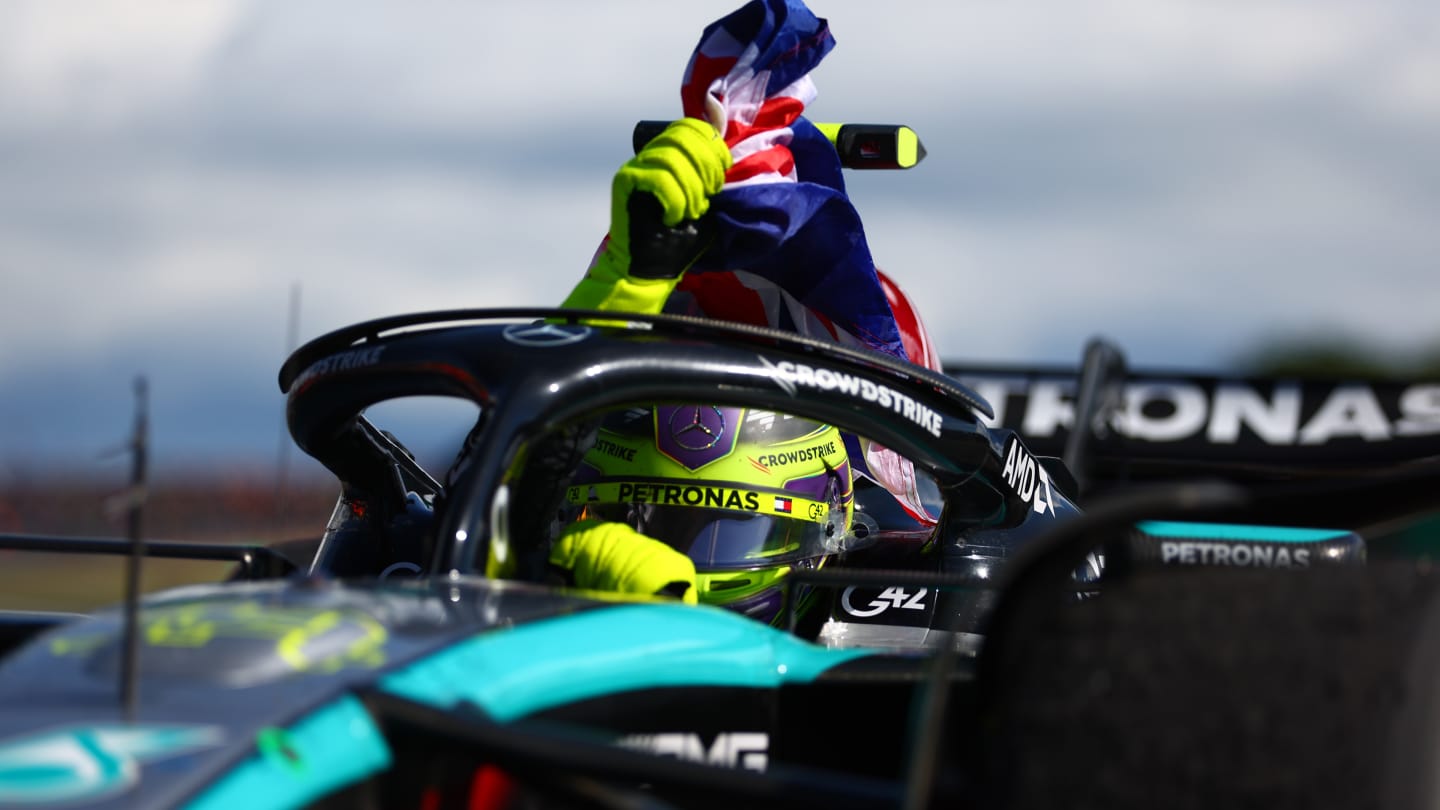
xmin=1 ymin=0 xmax=1437 ymax=476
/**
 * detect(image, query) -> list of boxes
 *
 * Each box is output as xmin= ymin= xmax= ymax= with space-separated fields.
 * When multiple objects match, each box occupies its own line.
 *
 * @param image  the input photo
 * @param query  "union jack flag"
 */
xmin=670 ymin=0 xmax=908 ymax=362
xmin=666 ymin=1 xmax=940 ymax=526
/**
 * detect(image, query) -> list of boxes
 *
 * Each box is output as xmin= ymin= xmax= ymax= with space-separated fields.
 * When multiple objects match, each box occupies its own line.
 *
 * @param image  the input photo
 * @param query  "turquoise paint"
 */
xmin=0 ymin=725 xmax=225 ymax=805
xmin=73 ymin=730 xmax=125 ymax=786
xmin=1138 ymin=521 xmax=1350 ymax=544
xmin=184 ymin=695 xmax=390 ymax=810
xmin=380 ymin=603 xmax=869 ymax=722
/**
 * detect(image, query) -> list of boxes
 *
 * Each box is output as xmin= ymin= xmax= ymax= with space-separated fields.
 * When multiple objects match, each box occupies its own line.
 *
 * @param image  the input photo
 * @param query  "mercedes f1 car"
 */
xmin=7 ymin=302 xmax=1439 ymax=809
xmin=5 ymin=88 xmax=1440 ymax=806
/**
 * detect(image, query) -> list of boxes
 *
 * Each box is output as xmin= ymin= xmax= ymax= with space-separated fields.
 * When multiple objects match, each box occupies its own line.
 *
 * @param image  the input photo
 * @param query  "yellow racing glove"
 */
xmin=562 ymin=117 xmax=732 ymax=314
xmin=549 ymin=519 xmax=698 ymax=604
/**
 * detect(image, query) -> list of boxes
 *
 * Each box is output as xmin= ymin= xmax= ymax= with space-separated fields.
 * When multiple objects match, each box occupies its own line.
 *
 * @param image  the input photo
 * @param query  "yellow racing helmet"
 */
xmin=559 ymin=405 xmax=854 ymax=625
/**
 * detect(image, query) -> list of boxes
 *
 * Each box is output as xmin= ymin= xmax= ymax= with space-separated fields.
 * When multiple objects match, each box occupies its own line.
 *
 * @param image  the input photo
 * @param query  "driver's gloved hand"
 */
xmin=549 ymin=520 xmax=698 ymax=604
xmin=562 ymin=117 xmax=731 ymax=314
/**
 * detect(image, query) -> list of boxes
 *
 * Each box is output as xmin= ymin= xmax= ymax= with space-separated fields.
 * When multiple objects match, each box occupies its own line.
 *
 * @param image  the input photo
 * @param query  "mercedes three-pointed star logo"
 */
xmin=501 ymin=323 xmax=593 ymax=347
xmin=668 ymin=406 xmax=726 ymax=451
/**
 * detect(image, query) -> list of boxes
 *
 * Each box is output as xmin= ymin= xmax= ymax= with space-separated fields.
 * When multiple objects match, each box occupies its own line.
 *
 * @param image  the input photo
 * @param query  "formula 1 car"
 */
xmin=0 ymin=309 xmax=1032 ymax=809
xmin=4 ymin=95 xmax=1440 ymax=805
xmin=6 ymin=301 xmax=1436 ymax=809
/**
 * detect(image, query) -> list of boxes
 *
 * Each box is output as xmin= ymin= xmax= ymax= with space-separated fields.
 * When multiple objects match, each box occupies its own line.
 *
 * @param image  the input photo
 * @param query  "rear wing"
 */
xmin=948 ymin=355 xmax=1440 ymax=476
xmin=945 ymin=340 xmax=1440 ymax=531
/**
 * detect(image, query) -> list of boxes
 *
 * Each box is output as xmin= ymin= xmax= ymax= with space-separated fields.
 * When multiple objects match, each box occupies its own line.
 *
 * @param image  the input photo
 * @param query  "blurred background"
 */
xmin=1 ymin=0 xmax=1437 ymax=563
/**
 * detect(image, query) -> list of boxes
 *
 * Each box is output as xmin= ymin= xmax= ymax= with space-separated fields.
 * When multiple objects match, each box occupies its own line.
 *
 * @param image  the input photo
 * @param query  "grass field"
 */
xmin=0 ymin=472 xmax=339 ymax=612
xmin=0 ymin=554 xmax=241 ymax=612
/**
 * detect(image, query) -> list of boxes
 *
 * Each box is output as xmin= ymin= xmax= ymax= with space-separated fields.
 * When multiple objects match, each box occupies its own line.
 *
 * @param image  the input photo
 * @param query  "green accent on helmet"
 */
xmin=696 ymin=565 xmax=793 ymax=605
xmin=697 ymin=560 xmax=830 ymax=629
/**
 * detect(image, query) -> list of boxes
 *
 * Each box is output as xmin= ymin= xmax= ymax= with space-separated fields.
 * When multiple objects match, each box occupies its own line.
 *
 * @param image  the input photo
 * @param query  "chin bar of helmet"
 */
xmin=632 ymin=121 xmax=926 ymax=170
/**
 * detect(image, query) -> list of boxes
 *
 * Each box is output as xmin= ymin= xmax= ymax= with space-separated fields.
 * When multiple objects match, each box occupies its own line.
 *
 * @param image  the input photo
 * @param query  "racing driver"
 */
xmin=531 ymin=0 xmax=940 ymax=617
xmin=527 ymin=118 xmax=915 ymax=621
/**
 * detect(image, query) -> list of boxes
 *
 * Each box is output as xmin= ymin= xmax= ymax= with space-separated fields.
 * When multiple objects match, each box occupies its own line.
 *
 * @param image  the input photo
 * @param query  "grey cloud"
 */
xmin=2 ymin=0 xmax=1439 ymax=471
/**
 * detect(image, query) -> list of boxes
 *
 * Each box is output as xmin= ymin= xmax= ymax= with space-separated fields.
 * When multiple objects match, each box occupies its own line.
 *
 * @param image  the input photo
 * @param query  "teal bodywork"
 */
xmin=380 ymin=602 xmax=870 ymax=722
xmin=0 ymin=580 xmax=876 ymax=809
xmin=1137 ymin=521 xmax=1355 ymax=544
xmin=184 ymin=696 xmax=390 ymax=810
